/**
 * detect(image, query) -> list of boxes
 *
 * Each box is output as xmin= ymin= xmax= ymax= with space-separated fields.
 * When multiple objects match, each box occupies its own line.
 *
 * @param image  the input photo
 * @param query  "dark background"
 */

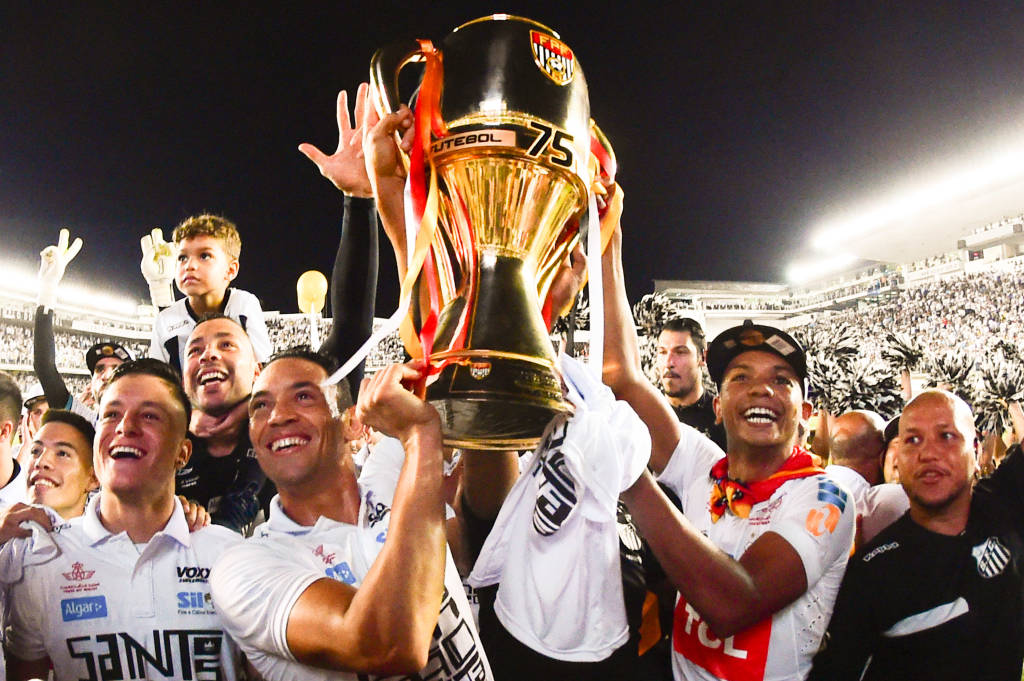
xmin=4 ymin=1 xmax=1024 ymax=313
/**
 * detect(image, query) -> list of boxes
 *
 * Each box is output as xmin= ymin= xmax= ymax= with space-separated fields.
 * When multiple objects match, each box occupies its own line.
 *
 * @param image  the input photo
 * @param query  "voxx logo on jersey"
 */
xmin=177 ymin=566 xmax=211 ymax=583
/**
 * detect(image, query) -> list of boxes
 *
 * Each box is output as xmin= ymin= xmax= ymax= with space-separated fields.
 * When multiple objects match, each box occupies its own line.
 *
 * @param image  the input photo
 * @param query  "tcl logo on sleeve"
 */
xmin=674 ymin=596 xmax=771 ymax=681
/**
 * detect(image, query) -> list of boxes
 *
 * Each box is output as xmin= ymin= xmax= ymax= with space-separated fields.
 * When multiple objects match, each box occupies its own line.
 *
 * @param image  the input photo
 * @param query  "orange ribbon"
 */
xmin=709 ymin=447 xmax=823 ymax=522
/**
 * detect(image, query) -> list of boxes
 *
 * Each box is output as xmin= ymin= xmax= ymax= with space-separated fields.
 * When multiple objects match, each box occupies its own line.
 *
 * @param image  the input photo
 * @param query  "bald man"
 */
xmin=810 ymin=390 xmax=1024 ymax=681
xmin=826 ymin=410 xmax=908 ymax=546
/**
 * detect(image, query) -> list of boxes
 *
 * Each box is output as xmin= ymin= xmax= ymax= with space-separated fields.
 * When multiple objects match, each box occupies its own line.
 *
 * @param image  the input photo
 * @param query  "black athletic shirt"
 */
xmin=671 ymin=391 xmax=727 ymax=451
xmin=809 ymin=445 xmax=1024 ymax=681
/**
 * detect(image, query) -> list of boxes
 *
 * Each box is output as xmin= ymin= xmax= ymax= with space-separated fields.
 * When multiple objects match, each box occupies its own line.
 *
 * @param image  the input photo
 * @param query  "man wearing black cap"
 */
xmin=34 ymin=229 xmax=133 ymax=424
xmin=601 ymin=211 xmax=854 ymax=680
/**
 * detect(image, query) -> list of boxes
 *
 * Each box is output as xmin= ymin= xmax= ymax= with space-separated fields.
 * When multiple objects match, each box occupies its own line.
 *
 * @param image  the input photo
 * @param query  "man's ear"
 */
xmin=0 ymin=420 xmax=14 ymax=445
xmin=713 ymin=395 xmax=722 ymax=425
xmin=802 ymin=400 xmax=813 ymax=422
xmin=176 ymin=436 xmax=193 ymax=470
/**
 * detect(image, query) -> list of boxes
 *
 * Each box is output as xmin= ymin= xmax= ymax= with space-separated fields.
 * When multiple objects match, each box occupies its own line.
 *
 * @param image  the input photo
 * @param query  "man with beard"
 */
xmin=655 ymin=318 xmax=725 ymax=449
xmin=809 ymin=390 xmax=1024 ymax=680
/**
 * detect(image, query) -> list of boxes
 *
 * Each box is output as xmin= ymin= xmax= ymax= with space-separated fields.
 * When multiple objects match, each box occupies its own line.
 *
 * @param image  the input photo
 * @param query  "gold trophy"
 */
xmin=371 ymin=15 xmax=601 ymax=449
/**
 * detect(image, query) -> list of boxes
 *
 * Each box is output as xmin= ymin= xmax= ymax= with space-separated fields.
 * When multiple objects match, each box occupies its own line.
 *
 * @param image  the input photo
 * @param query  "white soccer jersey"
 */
xmin=149 ymin=287 xmax=271 ymax=372
xmin=210 ymin=436 xmax=492 ymax=681
xmin=0 ymin=459 xmax=28 ymax=507
xmin=467 ymin=356 xmax=651 ymax=662
xmin=658 ymin=429 xmax=856 ymax=681
xmin=5 ymin=496 xmax=243 ymax=680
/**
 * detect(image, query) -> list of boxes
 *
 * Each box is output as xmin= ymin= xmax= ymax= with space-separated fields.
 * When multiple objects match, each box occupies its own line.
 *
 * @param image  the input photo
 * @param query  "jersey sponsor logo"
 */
xmin=62 ymin=596 xmax=108 ymax=622
xmin=972 ymin=536 xmax=1011 ymax=578
xmin=805 ymin=503 xmax=841 ymax=537
xmin=64 ymin=561 xmax=96 ymax=581
xmin=531 ymin=419 xmax=577 ymax=536
xmin=862 ymin=541 xmax=899 ymax=562
xmin=61 ymin=561 xmax=101 ymax=594
xmin=325 ymin=562 xmax=357 ymax=584
xmin=66 ymin=629 xmax=225 ymax=681
xmin=747 ymin=496 xmax=784 ymax=526
xmin=313 ymin=544 xmax=336 ymax=564
xmin=177 ymin=591 xmax=216 ymax=616
xmin=674 ymin=597 xmax=771 ymax=681
xmin=177 ymin=566 xmax=211 ymax=583
xmin=166 ymin=319 xmax=190 ymax=333
xmin=413 ymin=585 xmax=489 ymax=680
xmin=816 ymin=479 xmax=848 ymax=512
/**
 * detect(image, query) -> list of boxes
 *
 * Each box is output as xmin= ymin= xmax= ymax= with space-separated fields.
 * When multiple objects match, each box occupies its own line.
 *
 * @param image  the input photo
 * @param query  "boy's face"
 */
xmin=175 ymin=235 xmax=238 ymax=297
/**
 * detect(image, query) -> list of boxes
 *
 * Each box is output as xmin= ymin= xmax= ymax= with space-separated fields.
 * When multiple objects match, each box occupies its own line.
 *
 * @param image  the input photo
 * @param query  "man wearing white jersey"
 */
xmin=599 ymin=188 xmax=854 ymax=681
xmin=4 ymin=358 xmax=242 ymax=681
xmin=210 ymin=349 xmax=491 ymax=680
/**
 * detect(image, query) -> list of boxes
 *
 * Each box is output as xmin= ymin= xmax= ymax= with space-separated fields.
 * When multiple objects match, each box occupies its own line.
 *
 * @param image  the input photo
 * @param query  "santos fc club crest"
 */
xmin=972 ymin=536 xmax=1011 ymax=578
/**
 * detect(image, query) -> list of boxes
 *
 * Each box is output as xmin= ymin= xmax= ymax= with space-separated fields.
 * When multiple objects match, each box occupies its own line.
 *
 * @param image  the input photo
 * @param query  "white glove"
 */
xmin=37 ymin=228 xmax=82 ymax=310
xmin=140 ymin=228 xmax=177 ymax=308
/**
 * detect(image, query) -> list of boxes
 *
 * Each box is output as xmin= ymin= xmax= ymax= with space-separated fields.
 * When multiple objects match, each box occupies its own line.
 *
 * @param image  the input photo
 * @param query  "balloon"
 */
xmin=296 ymin=270 xmax=328 ymax=314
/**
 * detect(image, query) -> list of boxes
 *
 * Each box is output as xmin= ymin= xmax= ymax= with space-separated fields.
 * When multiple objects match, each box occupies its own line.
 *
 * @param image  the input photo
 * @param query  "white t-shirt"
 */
xmin=658 ymin=429 xmax=856 ymax=681
xmin=4 ymin=495 xmax=243 ymax=680
xmin=467 ymin=355 xmax=651 ymax=661
xmin=0 ymin=458 xmax=28 ymax=507
xmin=149 ymin=287 xmax=271 ymax=373
xmin=210 ymin=437 xmax=492 ymax=681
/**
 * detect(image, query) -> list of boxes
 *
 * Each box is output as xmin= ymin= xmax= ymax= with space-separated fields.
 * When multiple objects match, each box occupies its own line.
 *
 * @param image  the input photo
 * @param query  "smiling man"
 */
xmin=4 ymin=359 xmax=242 ymax=681
xmin=809 ymin=389 xmax=1024 ymax=680
xmin=177 ymin=314 xmax=271 ymax=533
xmin=210 ymin=350 xmax=491 ymax=680
xmin=600 ymin=192 xmax=854 ymax=681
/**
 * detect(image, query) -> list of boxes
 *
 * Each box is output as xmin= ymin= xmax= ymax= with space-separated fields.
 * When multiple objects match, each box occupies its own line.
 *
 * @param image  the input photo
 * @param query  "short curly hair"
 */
xmin=172 ymin=214 xmax=241 ymax=260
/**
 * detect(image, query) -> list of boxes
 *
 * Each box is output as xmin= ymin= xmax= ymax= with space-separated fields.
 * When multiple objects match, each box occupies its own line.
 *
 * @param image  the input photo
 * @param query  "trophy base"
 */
xmin=427 ymin=352 xmax=571 ymax=450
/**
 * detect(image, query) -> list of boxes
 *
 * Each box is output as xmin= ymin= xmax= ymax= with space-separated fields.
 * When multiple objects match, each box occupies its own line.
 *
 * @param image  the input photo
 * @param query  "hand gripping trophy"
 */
xmin=371 ymin=15 xmax=615 ymax=449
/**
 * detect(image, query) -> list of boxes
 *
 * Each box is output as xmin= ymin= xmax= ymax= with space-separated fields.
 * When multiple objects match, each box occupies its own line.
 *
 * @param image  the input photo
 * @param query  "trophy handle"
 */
xmin=370 ymin=40 xmax=428 ymax=116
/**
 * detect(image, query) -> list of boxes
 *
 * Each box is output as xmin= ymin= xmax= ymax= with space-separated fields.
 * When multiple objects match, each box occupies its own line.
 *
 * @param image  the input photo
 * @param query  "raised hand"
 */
xmin=140 ymin=227 xmax=177 ymax=308
xmin=356 ymin=360 xmax=438 ymax=441
xmin=38 ymin=228 xmax=83 ymax=308
xmin=299 ymin=83 xmax=374 ymax=198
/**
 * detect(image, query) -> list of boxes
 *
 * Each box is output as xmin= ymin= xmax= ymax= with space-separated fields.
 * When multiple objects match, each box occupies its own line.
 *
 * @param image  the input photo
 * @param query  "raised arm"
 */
xmin=300 ymin=84 xmax=379 ymax=401
xmin=599 ymin=191 xmax=682 ymax=473
xmin=33 ymin=229 xmax=81 ymax=410
xmin=285 ymin=361 xmax=446 ymax=673
xmin=362 ymin=102 xmax=413 ymax=281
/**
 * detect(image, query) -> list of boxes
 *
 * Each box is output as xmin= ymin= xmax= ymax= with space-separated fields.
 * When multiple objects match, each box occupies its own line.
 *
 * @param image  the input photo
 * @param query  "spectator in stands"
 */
xmin=601 ymin=189 xmax=854 ymax=681
xmin=210 ymin=350 xmax=490 ymax=680
xmin=3 ymin=359 xmax=243 ymax=680
xmin=809 ymin=390 xmax=1024 ymax=680
xmin=655 ymin=317 xmax=726 ymax=449
xmin=21 ymin=383 xmax=48 ymax=441
xmin=825 ymin=410 xmax=908 ymax=547
xmin=0 ymin=372 xmax=27 ymax=506
xmin=142 ymin=214 xmax=272 ymax=375
xmin=33 ymin=229 xmax=134 ymax=424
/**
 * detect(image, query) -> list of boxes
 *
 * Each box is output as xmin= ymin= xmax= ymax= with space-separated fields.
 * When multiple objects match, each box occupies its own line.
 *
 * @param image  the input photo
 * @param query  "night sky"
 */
xmin=4 ymin=1 xmax=1024 ymax=314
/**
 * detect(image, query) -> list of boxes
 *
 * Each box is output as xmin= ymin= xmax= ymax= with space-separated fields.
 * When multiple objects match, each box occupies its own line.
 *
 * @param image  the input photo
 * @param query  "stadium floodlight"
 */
xmin=785 ymin=253 xmax=859 ymax=285
xmin=810 ymin=136 xmax=1024 ymax=251
xmin=0 ymin=259 xmax=140 ymax=316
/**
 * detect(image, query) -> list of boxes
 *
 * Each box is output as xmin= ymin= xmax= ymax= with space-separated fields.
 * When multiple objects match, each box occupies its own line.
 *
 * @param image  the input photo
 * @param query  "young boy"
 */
xmin=143 ymin=214 xmax=271 ymax=375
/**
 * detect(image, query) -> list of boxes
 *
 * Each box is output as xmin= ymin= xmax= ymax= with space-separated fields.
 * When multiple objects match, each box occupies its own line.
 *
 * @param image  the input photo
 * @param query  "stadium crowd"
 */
xmin=0 ymin=73 xmax=1021 ymax=681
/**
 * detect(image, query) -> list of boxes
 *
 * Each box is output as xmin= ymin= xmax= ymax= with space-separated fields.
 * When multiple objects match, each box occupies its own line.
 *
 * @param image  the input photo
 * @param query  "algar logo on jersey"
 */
xmin=65 ymin=629 xmax=227 ymax=681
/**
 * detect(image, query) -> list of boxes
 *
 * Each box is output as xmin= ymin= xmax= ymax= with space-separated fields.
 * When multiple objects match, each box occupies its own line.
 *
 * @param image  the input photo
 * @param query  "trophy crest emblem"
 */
xmin=530 ymin=30 xmax=575 ymax=85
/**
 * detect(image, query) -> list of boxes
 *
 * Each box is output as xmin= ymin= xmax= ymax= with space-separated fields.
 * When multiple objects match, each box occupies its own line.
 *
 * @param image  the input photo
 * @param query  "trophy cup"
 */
xmin=371 ymin=15 xmax=599 ymax=449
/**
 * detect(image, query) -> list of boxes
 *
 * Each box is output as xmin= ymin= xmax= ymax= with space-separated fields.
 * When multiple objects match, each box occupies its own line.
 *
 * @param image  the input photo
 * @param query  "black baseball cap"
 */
xmin=85 ymin=342 xmax=132 ymax=374
xmin=706 ymin=320 xmax=808 ymax=388
xmin=883 ymin=414 xmax=900 ymax=444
